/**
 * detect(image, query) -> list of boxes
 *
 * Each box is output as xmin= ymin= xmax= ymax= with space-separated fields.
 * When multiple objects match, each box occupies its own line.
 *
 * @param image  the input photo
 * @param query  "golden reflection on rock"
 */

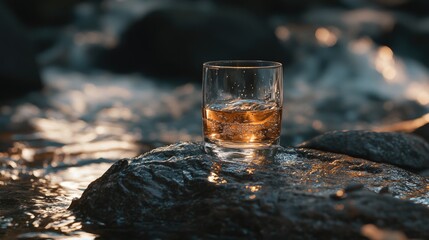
xmin=208 ymin=162 xmax=227 ymax=185
xmin=248 ymin=195 xmax=257 ymax=200
xmin=361 ymin=224 xmax=408 ymax=240
xmin=207 ymin=171 xmax=227 ymax=184
xmin=246 ymin=167 xmax=255 ymax=175
xmin=245 ymin=185 xmax=261 ymax=193
xmin=335 ymin=189 xmax=346 ymax=198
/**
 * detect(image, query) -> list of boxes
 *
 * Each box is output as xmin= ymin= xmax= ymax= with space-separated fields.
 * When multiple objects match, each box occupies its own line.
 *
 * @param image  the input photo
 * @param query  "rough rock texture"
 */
xmin=299 ymin=131 xmax=429 ymax=171
xmin=70 ymin=142 xmax=429 ymax=239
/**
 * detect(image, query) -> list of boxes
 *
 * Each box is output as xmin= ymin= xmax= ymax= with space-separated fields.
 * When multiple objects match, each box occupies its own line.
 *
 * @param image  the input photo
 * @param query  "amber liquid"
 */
xmin=203 ymin=99 xmax=282 ymax=148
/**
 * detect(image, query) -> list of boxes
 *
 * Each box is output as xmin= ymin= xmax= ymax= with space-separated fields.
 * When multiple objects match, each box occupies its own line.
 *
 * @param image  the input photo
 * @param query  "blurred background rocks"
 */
xmin=0 ymin=2 xmax=42 ymax=100
xmin=102 ymin=4 xmax=288 ymax=81
xmin=0 ymin=0 xmax=428 ymax=238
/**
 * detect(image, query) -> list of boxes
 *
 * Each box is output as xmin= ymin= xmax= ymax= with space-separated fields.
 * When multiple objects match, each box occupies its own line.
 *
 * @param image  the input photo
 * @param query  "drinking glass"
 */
xmin=202 ymin=60 xmax=283 ymax=160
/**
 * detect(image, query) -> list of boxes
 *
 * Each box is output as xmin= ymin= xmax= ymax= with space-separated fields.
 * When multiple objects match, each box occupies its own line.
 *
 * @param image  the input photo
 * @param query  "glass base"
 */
xmin=204 ymin=140 xmax=279 ymax=162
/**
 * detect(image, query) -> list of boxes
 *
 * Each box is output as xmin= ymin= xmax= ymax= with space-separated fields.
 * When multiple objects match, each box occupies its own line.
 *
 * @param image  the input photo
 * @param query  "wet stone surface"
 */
xmin=70 ymin=142 xmax=429 ymax=239
xmin=299 ymin=130 xmax=429 ymax=171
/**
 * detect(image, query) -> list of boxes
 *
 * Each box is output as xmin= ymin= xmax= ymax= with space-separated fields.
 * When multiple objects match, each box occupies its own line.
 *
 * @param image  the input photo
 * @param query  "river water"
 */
xmin=1 ymin=0 xmax=429 ymax=239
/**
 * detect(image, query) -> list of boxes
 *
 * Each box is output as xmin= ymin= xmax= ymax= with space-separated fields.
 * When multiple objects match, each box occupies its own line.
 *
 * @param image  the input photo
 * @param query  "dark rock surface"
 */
xmin=299 ymin=130 xmax=429 ymax=171
xmin=102 ymin=4 xmax=287 ymax=81
xmin=0 ymin=2 xmax=43 ymax=100
xmin=70 ymin=142 xmax=429 ymax=239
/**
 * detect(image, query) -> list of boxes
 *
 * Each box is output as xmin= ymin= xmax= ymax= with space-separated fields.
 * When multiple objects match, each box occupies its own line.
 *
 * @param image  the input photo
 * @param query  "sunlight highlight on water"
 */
xmin=1 ymin=4 xmax=429 ymax=237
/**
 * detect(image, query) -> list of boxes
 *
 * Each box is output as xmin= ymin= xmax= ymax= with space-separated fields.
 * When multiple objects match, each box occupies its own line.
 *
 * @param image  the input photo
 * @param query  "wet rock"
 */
xmin=0 ymin=3 xmax=43 ymax=100
xmin=299 ymin=130 xmax=429 ymax=171
xmin=70 ymin=142 xmax=429 ymax=239
xmin=102 ymin=4 xmax=287 ymax=81
xmin=420 ymin=169 xmax=429 ymax=177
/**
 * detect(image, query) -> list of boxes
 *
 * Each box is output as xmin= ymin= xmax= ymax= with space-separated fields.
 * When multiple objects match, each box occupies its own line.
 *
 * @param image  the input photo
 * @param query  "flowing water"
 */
xmin=1 ymin=0 xmax=429 ymax=238
xmin=0 ymin=60 xmax=428 ymax=238
xmin=0 ymin=69 xmax=204 ymax=239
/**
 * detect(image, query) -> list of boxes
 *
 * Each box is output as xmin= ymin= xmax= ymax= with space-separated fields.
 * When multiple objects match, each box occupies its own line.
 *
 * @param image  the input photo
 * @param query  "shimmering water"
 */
xmin=1 ymin=0 xmax=429 ymax=238
xmin=0 ymin=63 xmax=428 ymax=238
xmin=0 ymin=69 xmax=202 ymax=239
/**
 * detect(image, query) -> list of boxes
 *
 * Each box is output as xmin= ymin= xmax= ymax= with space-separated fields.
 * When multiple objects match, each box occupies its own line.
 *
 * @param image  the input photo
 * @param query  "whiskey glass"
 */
xmin=202 ymin=60 xmax=283 ymax=160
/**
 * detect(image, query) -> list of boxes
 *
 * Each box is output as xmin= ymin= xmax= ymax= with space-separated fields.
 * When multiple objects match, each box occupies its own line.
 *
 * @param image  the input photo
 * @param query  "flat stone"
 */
xmin=70 ymin=142 xmax=429 ymax=239
xmin=299 ymin=130 xmax=429 ymax=171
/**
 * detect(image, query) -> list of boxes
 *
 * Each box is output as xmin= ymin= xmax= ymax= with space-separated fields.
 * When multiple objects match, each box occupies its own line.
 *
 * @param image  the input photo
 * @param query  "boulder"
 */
xmin=70 ymin=142 xmax=429 ymax=239
xmin=299 ymin=130 xmax=429 ymax=171
xmin=0 ymin=3 xmax=43 ymax=100
xmin=102 ymin=4 xmax=287 ymax=81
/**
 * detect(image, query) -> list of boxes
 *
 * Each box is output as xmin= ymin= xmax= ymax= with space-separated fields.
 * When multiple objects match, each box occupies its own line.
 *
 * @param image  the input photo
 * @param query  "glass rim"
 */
xmin=203 ymin=60 xmax=282 ymax=69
